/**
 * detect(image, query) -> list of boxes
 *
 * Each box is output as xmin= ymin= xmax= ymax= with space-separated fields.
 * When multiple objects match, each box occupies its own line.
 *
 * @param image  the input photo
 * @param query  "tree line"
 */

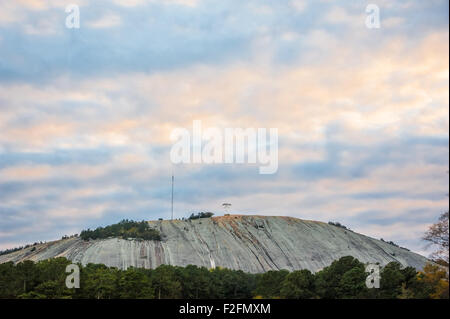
xmin=188 ymin=212 xmax=214 ymax=220
xmin=0 ymin=243 xmax=41 ymax=256
xmin=79 ymin=219 xmax=161 ymax=241
xmin=0 ymin=256 xmax=447 ymax=299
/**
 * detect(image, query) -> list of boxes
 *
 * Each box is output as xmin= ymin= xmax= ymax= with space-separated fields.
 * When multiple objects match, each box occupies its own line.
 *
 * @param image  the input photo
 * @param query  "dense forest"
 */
xmin=0 ymin=256 xmax=447 ymax=299
xmin=79 ymin=219 xmax=161 ymax=241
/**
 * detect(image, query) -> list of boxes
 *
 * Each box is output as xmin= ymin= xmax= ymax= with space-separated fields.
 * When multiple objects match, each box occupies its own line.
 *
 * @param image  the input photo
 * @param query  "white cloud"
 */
xmin=0 ymin=0 xmax=448 ymax=257
xmin=86 ymin=13 xmax=122 ymax=28
xmin=383 ymin=17 xmax=405 ymax=28
xmin=323 ymin=6 xmax=363 ymax=28
xmin=290 ymin=0 xmax=307 ymax=13
xmin=112 ymin=0 xmax=200 ymax=7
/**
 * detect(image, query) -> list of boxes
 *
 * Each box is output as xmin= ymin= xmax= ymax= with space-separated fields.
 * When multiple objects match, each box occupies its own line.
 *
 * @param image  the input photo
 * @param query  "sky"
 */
xmin=0 ymin=0 xmax=448 ymax=256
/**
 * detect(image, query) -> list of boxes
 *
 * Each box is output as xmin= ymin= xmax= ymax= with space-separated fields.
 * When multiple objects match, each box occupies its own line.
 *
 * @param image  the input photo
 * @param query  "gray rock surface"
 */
xmin=0 ymin=215 xmax=429 ymax=273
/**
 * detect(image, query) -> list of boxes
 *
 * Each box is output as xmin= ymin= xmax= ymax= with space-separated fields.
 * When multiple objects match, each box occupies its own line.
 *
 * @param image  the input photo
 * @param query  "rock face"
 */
xmin=0 ymin=215 xmax=429 ymax=273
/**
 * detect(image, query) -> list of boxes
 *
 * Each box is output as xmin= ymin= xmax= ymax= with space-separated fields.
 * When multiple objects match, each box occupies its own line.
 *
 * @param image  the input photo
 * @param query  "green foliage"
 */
xmin=0 ymin=256 xmax=447 ymax=299
xmin=17 ymin=291 xmax=47 ymax=299
xmin=0 ymin=258 xmax=74 ymax=299
xmin=314 ymin=256 xmax=367 ymax=298
xmin=253 ymin=269 xmax=289 ymax=298
xmin=177 ymin=265 xmax=211 ymax=299
xmin=80 ymin=219 xmax=161 ymax=241
xmin=328 ymin=221 xmax=350 ymax=230
xmin=338 ymin=267 xmax=367 ymax=298
xmin=151 ymin=264 xmax=182 ymax=299
xmin=118 ymin=268 xmax=154 ymax=299
xmin=0 ymin=262 xmax=21 ymax=298
xmin=0 ymin=258 xmax=257 ymax=299
xmin=379 ymin=238 xmax=409 ymax=250
xmin=215 ymin=268 xmax=256 ymax=299
xmin=0 ymin=242 xmax=40 ymax=256
xmin=280 ymin=270 xmax=315 ymax=299
xmin=188 ymin=212 xmax=214 ymax=220
xmin=82 ymin=264 xmax=119 ymax=299
xmin=377 ymin=262 xmax=405 ymax=298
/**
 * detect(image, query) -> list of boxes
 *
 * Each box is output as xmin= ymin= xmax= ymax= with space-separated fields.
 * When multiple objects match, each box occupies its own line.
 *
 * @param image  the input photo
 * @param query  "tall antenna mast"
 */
xmin=171 ymin=173 xmax=174 ymax=220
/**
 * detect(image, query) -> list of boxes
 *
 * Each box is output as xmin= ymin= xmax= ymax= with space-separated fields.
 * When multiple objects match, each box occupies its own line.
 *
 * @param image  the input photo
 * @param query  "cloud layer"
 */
xmin=0 ymin=0 xmax=448 ymax=256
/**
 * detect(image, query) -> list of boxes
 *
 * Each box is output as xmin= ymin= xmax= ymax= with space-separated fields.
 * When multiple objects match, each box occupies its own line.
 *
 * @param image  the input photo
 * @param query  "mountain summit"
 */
xmin=0 ymin=215 xmax=428 ymax=273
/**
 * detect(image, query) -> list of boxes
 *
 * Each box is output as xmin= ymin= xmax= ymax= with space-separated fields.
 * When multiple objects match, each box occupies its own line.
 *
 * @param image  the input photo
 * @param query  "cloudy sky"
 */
xmin=0 ymin=0 xmax=448 ymax=256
